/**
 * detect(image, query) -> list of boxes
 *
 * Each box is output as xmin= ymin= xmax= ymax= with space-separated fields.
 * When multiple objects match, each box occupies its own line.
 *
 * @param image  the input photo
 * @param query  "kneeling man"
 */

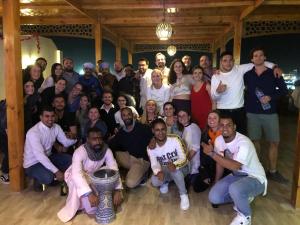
xmin=57 ymin=127 xmax=122 ymax=223
xmin=202 ymin=115 xmax=267 ymax=225
xmin=148 ymin=118 xmax=190 ymax=210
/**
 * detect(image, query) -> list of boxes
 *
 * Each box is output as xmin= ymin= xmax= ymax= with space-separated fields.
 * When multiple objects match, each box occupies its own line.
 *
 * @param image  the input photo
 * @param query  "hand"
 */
xmin=187 ymin=150 xmax=196 ymax=160
xmin=148 ymin=137 xmax=156 ymax=150
xmin=113 ymin=190 xmax=123 ymax=206
xmin=156 ymin=171 xmax=164 ymax=181
xmin=167 ymin=161 xmax=176 ymax=172
xmin=88 ymin=193 xmax=99 ymax=207
xmin=216 ymin=81 xmax=227 ymax=93
xmin=55 ymin=171 xmax=64 ymax=182
xmin=201 ymin=141 xmax=214 ymax=156
xmin=273 ymin=67 xmax=283 ymax=78
xmin=260 ymin=95 xmax=271 ymax=104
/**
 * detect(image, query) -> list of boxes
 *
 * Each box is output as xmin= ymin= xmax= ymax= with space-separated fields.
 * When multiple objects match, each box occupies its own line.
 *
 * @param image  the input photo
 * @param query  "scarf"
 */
xmin=84 ymin=143 xmax=108 ymax=161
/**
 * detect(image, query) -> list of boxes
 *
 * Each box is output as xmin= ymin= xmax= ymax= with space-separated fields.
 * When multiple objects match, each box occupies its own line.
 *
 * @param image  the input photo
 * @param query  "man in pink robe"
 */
xmin=57 ymin=127 xmax=123 ymax=222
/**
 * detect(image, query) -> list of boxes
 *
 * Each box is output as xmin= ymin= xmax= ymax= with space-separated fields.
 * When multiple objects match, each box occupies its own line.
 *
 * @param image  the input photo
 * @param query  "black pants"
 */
xmin=0 ymin=132 xmax=9 ymax=174
xmin=218 ymin=107 xmax=247 ymax=135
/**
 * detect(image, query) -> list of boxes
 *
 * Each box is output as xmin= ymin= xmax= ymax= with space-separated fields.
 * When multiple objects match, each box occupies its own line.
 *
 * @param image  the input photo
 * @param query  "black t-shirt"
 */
xmin=100 ymin=106 xmax=117 ymax=136
xmin=55 ymin=110 xmax=76 ymax=132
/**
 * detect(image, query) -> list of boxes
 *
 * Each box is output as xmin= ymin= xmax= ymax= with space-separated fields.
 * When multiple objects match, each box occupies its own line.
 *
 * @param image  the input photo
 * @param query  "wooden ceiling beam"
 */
xmin=264 ymin=0 xmax=300 ymax=5
xmin=134 ymin=39 xmax=213 ymax=45
xmin=101 ymin=16 xmax=237 ymax=25
xmin=129 ymin=36 xmax=215 ymax=40
xmin=240 ymin=0 xmax=265 ymax=20
xmin=20 ymin=16 xmax=95 ymax=25
xmin=20 ymin=3 xmax=70 ymax=10
xmin=82 ymin=1 xmax=253 ymax=10
xmin=247 ymin=13 xmax=300 ymax=21
xmin=63 ymin=0 xmax=97 ymax=21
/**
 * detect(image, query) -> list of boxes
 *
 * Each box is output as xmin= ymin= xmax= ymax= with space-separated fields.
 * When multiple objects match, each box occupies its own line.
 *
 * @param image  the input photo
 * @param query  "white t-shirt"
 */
xmin=147 ymin=135 xmax=188 ymax=175
xmin=114 ymin=106 xmax=139 ymax=127
xmin=214 ymin=132 xmax=267 ymax=195
xmin=138 ymin=69 xmax=153 ymax=108
xmin=211 ymin=62 xmax=274 ymax=109
xmin=146 ymin=84 xmax=170 ymax=115
xmin=182 ymin=123 xmax=201 ymax=174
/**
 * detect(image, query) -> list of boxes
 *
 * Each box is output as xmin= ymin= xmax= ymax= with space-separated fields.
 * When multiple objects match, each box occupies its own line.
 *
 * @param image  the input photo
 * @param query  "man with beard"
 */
xmin=136 ymin=58 xmax=153 ymax=109
xmin=100 ymin=91 xmax=117 ymax=137
xmin=148 ymin=119 xmax=190 ymax=210
xmin=79 ymin=62 xmax=103 ymax=100
xmin=182 ymin=55 xmax=192 ymax=74
xmin=155 ymin=52 xmax=170 ymax=85
xmin=113 ymin=60 xmax=125 ymax=81
xmin=63 ymin=58 xmax=80 ymax=94
xmin=199 ymin=55 xmax=215 ymax=82
xmin=109 ymin=107 xmax=153 ymax=188
xmin=23 ymin=106 xmax=77 ymax=192
xmin=57 ymin=127 xmax=123 ymax=223
xmin=202 ymin=115 xmax=267 ymax=225
xmin=98 ymin=62 xmax=119 ymax=98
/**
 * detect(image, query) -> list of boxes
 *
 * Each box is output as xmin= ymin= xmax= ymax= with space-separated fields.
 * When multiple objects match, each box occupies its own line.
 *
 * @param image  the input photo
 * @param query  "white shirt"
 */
xmin=211 ymin=62 xmax=274 ymax=109
xmin=100 ymin=103 xmax=115 ymax=113
xmin=147 ymin=135 xmax=188 ymax=175
xmin=114 ymin=106 xmax=139 ymax=127
xmin=146 ymin=84 xmax=170 ymax=114
xmin=170 ymin=75 xmax=193 ymax=99
xmin=23 ymin=121 xmax=77 ymax=173
xmin=138 ymin=69 xmax=153 ymax=108
xmin=182 ymin=123 xmax=201 ymax=174
xmin=214 ymin=132 xmax=267 ymax=195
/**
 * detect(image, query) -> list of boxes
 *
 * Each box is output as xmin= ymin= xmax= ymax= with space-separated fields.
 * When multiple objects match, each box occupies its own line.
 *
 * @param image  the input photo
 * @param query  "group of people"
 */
xmin=0 ymin=47 xmax=289 ymax=225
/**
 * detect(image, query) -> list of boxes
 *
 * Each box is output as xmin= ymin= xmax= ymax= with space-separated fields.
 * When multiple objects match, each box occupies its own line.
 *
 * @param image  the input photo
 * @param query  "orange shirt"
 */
xmin=208 ymin=129 xmax=222 ymax=144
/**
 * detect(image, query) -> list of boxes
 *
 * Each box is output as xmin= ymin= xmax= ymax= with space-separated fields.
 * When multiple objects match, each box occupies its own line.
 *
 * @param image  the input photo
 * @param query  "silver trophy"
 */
xmin=89 ymin=169 xmax=120 ymax=224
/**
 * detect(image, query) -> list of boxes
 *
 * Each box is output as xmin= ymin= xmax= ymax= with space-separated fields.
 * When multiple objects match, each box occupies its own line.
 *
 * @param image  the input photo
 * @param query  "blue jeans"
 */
xmin=151 ymin=165 xmax=189 ymax=195
xmin=25 ymin=153 xmax=72 ymax=185
xmin=208 ymin=174 xmax=265 ymax=216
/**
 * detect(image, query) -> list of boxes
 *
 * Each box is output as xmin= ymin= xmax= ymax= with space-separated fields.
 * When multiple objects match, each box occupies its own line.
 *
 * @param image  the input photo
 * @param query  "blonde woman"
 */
xmin=146 ymin=69 xmax=170 ymax=115
xmin=140 ymin=100 xmax=160 ymax=125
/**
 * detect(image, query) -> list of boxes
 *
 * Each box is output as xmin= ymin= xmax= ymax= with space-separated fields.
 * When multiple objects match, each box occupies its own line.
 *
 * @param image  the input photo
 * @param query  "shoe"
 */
xmin=159 ymin=182 xmax=169 ymax=194
xmin=266 ymin=171 xmax=289 ymax=184
xmin=180 ymin=194 xmax=190 ymax=210
xmin=0 ymin=173 xmax=9 ymax=184
xmin=60 ymin=182 xmax=68 ymax=196
xmin=230 ymin=212 xmax=251 ymax=225
xmin=33 ymin=179 xmax=46 ymax=192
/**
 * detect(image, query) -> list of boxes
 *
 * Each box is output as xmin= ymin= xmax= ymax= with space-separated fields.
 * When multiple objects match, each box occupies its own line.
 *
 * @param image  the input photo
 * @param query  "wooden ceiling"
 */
xmin=1 ymin=0 xmax=300 ymax=46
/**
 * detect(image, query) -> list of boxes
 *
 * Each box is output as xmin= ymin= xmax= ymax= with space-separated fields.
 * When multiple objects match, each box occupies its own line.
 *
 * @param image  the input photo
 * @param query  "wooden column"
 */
xmin=292 ymin=112 xmax=300 ymax=208
xmin=2 ymin=0 xmax=24 ymax=191
xmin=128 ymin=51 xmax=133 ymax=64
xmin=220 ymin=36 xmax=226 ymax=53
xmin=116 ymin=38 xmax=121 ymax=62
xmin=94 ymin=22 xmax=102 ymax=64
xmin=233 ymin=20 xmax=243 ymax=65
xmin=211 ymin=43 xmax=217 ymax=68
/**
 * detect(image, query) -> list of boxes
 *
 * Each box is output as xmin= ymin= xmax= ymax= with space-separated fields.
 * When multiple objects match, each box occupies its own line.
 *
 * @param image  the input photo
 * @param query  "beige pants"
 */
xmin=115 ymin=151 xmax=150 ymax=188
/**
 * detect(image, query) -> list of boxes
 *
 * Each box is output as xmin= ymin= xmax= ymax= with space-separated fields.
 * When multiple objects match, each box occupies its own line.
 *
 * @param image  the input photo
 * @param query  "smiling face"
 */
xmin=40 ymin=111 xmax=55 ymax=128
xmin=30 ymin=65 xmax=42 ymax=81
xmin=177 ymin=110 xmax=190 ymax=127
xmin=151 ymin=70 xmax=163 ymax=86
xmin=192 ymin=68 xmax=204 ymax=82
xmin=199 ymin=55 xmax=211 ymax=69
xmin=55 ymin=79 xmax=66 ymax=93
xmin=153 ymin=122 xmax=167 ymax=142
xmin=182 ymin=56 xmax=191 ymax=67
xmin=24 ymin=81 xmax=35 ymax=95
xmin=163 ymin=103 xmax=175 ymax=117
xmin=88 ymin=107 xmax=100 ymax=122
xmin=138 ymin=60 xmax=148 ymax=74
xmin=207 ymin=112 xmax=220 ymax=129
xmin=220 ymin=55 xmax=234 ymax=72
xmin=155 ymin=54 xmax=166 ymax=68
xmin=174 ymin=61 xmax=183 ymax=77
xmin=117 ymin=96 xmax=127 ymax=108
xmin=251 ymin=50 xmax=266 ymax=66
xmin=220 ymin=118 xmax=236 ymax=140
xmin=54 ymin=64 xmax=63 ymax=76
xmin=79 ymin=96 xmax=89 ymax=109
xmin=146 ymin=100 xmax=157 ymax=114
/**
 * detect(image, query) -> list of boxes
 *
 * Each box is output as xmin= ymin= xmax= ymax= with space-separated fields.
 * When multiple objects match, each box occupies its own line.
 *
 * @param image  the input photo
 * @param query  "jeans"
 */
xmin=151 ymin=165 xmax=189 ymax=195
xmin=25 ymin=153 xmax=72 ymax=185
xmin=208 ymin=174 xmax=265 ymax=216
xmin=0 ymin=132 xmax=9 ymax=174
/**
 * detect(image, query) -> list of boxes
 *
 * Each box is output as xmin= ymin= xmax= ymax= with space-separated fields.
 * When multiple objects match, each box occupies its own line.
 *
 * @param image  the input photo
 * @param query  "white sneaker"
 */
xmin=180 ymin=194 xmax=190 ymax=210
xmin=230 ymin=212 xmax=251 ymax=225
xmin=159 ymin=182 xmax=169 ymax=194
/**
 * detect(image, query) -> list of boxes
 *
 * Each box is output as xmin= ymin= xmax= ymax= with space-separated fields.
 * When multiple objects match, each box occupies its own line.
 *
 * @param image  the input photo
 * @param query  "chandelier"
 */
xmin=156 ymin=0 xmax=172 ymax=41
xmin=167 ymin=45 xmax=177 ymax=56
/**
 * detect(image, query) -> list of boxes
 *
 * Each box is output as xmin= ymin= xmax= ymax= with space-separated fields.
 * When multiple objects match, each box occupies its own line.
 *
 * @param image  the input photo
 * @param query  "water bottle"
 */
xmin=255 ymin=87 xmax=271 ymax=110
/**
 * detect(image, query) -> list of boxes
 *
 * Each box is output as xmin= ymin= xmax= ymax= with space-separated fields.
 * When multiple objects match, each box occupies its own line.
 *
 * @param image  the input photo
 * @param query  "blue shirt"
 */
xmin=79 ymin=75 xmax=102 ymax=96
xmin=244 ymin=67 xmax=288 ymax=114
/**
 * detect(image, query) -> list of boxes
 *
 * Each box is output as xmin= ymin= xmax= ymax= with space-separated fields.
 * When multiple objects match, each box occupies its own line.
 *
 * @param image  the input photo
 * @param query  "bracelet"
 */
xmin=209 ymin=151 xmax=216 ymax=158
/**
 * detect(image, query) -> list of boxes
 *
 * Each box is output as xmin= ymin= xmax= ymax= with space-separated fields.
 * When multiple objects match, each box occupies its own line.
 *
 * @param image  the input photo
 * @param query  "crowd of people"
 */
xmin=0 ymin=47 xmax=289 ymax=225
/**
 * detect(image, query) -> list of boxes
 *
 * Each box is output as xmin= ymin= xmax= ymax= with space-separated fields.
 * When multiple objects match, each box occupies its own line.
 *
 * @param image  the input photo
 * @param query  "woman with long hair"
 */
xmin=23 ymin=64 xmax=44 ymax=92
xmin=162 ymin=102 xmax=181 ymax=136
xmin=39 ymin=63 xmax=64 ymax=93
xmin=41 ymin=77 xmax=67 ymax=106
xmin=76 ymin=94 xmax=90 ymax=141
xmin=83 ymin=107 xmax=107 ymax=141
xmin=168 ymin=59 xmax=193 ymax=113
xmin=67 ymin=83 xmax=83 ymax=113
xmin=191 ymin=65 xmax=215 ymax=130
xmin=139 ymin=100 xmax=160 ymax=125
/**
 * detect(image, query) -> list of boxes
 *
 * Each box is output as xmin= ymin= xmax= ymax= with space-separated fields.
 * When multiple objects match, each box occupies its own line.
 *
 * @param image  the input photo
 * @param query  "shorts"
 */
xmin=246 ymin=113 xmax=280 ymax=142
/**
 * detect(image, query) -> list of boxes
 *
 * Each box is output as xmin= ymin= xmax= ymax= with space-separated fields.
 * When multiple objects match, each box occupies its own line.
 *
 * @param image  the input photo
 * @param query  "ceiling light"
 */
xmin=166 ymin=8 xmax=178 ymax=13
xmin=167 ymin=45 xmax=177 ymax=56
